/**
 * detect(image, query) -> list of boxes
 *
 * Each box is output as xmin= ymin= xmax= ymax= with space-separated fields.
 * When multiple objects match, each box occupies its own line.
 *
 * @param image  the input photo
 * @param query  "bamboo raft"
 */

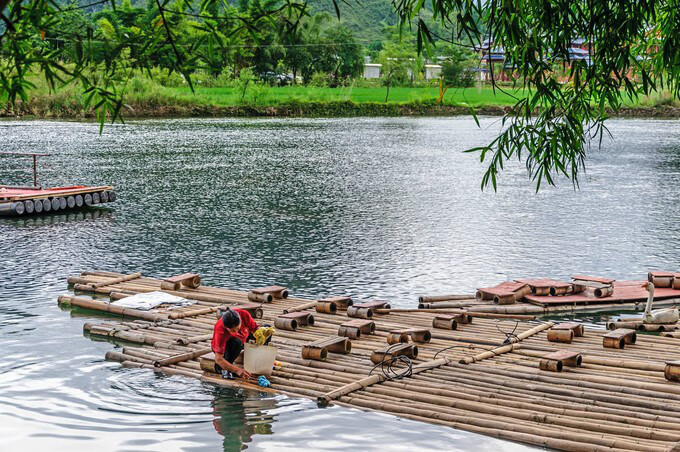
xmin=0 ymin=185 xmax=116 ymax=216
xmin=60 ymin=271 xmax=680 ymax=451
xmin=419 ymin=277 xmax=680 ymax=315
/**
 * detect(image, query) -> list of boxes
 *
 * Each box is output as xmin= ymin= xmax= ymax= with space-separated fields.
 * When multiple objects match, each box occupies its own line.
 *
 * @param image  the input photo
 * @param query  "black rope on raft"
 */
xmin=433 ymin=343 xmax=476 ymax=360
xmin=369 ymin=344 xmax=413 ymax=381
xmin=496 ymin=320 xmax=521 ymax=345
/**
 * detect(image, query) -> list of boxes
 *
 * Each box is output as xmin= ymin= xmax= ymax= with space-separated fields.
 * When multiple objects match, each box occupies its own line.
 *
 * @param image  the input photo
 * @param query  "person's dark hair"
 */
xmin=222 ymin=308 xmax=241 ymax=328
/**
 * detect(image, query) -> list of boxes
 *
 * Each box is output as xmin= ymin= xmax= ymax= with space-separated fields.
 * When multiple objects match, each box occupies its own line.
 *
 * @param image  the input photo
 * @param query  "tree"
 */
xmin=282 ymin=13 xmax=329 ymax=83
xmin=394 ymin=0 xmax=680 ymax=190
xmin=378 ymin=42 xmax=415 ymax=101
xmin=316 ymin=23 xmax=363 ymax=85
xmin=440 ymin=45 xmax=474 ymax=88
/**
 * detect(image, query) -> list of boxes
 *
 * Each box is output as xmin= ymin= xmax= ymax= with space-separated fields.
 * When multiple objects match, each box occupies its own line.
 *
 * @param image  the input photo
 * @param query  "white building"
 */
xmin=363 ymin=63 xmax=382 ymax=79
xmin=424 ymin=64 xmax=442 ymax=80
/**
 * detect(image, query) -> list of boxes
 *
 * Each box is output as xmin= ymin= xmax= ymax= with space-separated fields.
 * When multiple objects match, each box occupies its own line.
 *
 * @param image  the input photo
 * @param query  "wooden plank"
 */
xmin=543 ymin=350 xmax=582 ymax=363
xmin=251 ymin=285 xmax=288 ymax=294
xmin=338 ymin=319 xmax=375 ymax=338
xmin=552 ymin=322 xmax=585 ymax=337
xmin=572 ymin=275 xmax=616 ymax=285
xmin=1 ymin=185 xmax=114 ymax=201
xmin=311 ymin=336 xmax=352 ymax=354
xmin=341 ymin=319 xmax=375 ymax=330
xmin=250 ymin=285 xmax=288 ymax=300
xmin=603 ymin=328 xmax=637 ymax=349
xmin=370 ymin=343 xmax=418 ymax=364
xmin=279 ymin=311 xmax=314 ymax=325
xmin=540 ymin=350 xmax=582 ymax=371
xmin=319 ymin=296 xmax=353 ymax=309
xmin=165 ymin=273 xmax=199 ymax=283
xmin=354 ymin=301 xmax=391 ymax=309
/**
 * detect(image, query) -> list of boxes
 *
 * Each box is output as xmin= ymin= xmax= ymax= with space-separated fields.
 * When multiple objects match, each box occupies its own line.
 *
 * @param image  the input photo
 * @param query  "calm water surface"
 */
xmin=1 ymin=117 xmax=680 ymax=451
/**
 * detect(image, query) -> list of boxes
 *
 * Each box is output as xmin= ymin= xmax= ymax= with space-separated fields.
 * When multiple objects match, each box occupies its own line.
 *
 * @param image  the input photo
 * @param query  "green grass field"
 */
xmin=162 ymin=84 xmax=521 ymax=107
xmin=133 ymin=82 xmax=679 ymax=108
xmin=22 ymin=72 xmax=679 ymax=118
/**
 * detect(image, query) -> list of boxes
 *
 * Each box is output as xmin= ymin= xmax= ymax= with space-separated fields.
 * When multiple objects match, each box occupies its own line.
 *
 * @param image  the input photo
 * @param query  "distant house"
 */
xmin=424 ymin=64 xmax=442 ymax=80
xmin=363 ymin=63 xmax=382 ymax=79
xmin=476 ymin=38 xmax=594 ymax=83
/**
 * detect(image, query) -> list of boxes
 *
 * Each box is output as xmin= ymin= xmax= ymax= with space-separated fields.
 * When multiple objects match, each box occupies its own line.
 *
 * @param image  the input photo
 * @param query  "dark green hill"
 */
xmin=306 ymin=0 xmax=398 ymax=43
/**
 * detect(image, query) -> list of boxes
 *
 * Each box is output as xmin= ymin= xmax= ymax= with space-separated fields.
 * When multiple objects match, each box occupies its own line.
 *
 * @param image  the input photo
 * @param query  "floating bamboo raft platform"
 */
xmin=0 ymin=185 xmax=116 ymax=216
xmin=419 ymin=277 xmax=680 ymax=315
xmin=59 ymin=271 xmax=680 ymax=451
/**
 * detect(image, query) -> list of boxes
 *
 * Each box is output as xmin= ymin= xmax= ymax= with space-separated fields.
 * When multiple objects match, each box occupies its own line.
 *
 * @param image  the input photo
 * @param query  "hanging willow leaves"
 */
xmin=395 ymin=0 xmax=679 ymax=190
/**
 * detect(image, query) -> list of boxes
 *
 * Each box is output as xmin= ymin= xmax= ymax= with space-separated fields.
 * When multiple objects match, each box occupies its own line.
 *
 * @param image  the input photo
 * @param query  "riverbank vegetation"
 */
xmin=16 ymin=69 xmax=679 ymax=119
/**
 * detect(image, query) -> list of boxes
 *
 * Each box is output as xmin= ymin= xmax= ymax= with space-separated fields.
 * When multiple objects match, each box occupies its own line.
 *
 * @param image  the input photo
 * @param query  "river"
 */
xmin=1 ymin=117 xmax=679 ymax=451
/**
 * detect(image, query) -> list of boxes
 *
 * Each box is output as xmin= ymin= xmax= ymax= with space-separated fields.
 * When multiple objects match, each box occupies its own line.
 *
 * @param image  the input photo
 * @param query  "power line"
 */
xmin=45 ymin=0 xmax=110 ymax=15
xmin=40 ymin=34 xmax=368 ymax=48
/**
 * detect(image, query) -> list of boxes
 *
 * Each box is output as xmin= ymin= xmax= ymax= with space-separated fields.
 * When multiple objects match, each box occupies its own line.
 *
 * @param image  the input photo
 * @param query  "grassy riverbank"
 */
xmin=7 ymin=74 xmax=680 ymax=119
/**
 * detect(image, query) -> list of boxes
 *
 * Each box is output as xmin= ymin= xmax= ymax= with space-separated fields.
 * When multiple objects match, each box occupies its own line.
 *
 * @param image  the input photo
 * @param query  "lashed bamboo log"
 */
xmin=459 ymin=322 xmax=554 ymax=364
xmin=283 ymin=301 xmax=317 ymax=314
xmin=375 ymin=308 xmax=534 ymax=320
xmin=58 ymin=295 xmax=168 ymax=322
xmin=418 ymin=295 xmax=474 ymax=303
xmin=317 ymin=357 xmax=450 ymax=406
xmin=608 ymin=320 xmax=644 ymax=330
xmin=152 ymin=347 xmax=212 ymax=367
xmin=87 ymin=272 xmax=142 ymax=289
xmin=418 ymin=301 xmax=476 ymax=309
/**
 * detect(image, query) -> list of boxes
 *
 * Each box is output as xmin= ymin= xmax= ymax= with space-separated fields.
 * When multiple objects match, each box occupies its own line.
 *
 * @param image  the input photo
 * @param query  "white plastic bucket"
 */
xmin=244 ymin=343 xmax=278 ymax=376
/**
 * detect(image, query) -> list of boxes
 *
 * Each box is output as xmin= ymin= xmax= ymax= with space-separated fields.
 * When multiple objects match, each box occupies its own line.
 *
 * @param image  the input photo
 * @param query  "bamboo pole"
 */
xmin=283 ymin=301 xmax=317 ymax=314
xmin=418 ymin=294 xmax=474 ymax=303
xmin=317 ymin=357 xmax=450 ymax=405
xmin=375 ymin=308 xmax=536 ymax=320
xmin=87 ymin=272 xmax=142 ymax=289
xmin=152 ymin=347 xmax=212 ymax=367
xmin=459 ymin=322 xmax=554 ymax=364
xmin=59 ymin=295 xmax=169 ymax=322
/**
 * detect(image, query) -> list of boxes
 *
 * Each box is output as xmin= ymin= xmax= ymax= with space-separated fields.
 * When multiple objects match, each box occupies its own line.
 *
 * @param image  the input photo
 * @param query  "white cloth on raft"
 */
xmin=110 ymin=291 xmax=196 ymax=311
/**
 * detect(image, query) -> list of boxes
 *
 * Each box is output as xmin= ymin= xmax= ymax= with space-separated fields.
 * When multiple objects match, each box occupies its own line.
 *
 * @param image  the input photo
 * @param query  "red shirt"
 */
xmin=211 ymin=309 xmax=259 ymax=355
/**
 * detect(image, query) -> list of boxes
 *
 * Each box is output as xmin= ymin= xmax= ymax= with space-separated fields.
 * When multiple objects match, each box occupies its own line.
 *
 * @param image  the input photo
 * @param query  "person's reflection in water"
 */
xmin=211 ymin=389 xmax=276 ymax=450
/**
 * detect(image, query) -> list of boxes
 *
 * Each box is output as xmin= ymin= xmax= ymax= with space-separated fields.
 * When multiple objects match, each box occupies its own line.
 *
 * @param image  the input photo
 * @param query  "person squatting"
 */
xmin=211 ymin=307 xmax=272 ymax=380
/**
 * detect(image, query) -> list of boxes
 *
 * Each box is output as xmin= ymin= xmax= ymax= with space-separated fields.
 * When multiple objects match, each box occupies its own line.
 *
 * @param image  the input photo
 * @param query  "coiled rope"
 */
xmin=369 ymin=344 xmax=413 ymax=381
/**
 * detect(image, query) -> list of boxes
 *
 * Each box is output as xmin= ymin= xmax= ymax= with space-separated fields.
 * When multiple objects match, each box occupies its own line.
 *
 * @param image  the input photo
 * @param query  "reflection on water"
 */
xmin=1 ymin=117 xmax=679 ymax=451
xmin=3 ymin=208 xmax=114 ymax=228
